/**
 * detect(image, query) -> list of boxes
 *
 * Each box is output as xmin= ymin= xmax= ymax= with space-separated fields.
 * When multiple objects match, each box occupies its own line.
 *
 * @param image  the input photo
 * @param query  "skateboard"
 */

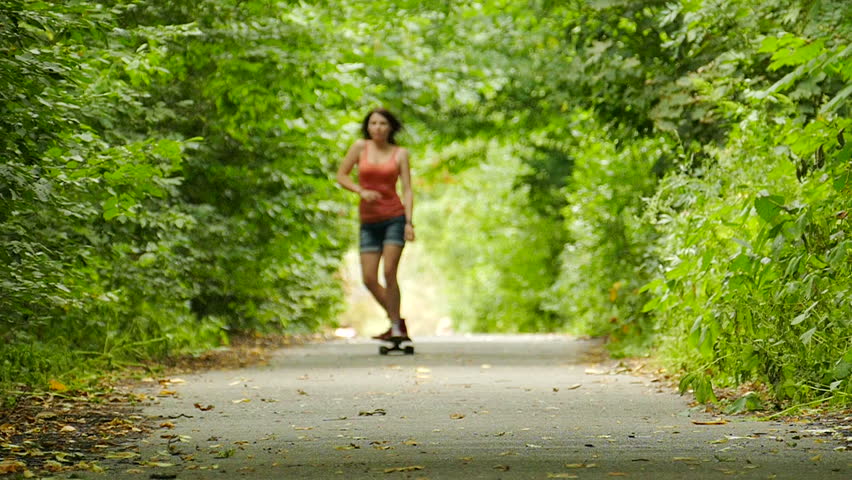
xmin=379 ymin=337 xmax=414 ymax=355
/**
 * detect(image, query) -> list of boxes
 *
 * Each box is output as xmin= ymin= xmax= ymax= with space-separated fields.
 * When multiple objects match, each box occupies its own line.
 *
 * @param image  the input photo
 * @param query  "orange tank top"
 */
xmin=358 ymin=142 xmax=406 ymax=223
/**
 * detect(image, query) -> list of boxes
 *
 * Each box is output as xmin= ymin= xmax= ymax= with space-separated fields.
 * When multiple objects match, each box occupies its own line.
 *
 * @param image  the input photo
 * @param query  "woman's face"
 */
xmin=367 ymin=113 xmax=391 ymax=142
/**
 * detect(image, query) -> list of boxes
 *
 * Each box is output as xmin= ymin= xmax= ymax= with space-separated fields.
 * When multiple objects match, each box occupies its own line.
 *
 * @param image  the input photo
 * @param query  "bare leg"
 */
xmin=382 ymin=244 xmax=404 ymax=324
xmin=360 ymin=251 xmax=388 ymax=315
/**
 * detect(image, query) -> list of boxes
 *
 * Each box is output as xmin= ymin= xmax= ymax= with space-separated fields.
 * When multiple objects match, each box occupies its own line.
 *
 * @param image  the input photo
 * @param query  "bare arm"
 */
xmin=336 ymin=139 xmax=380 ymax=201
xmin=398 ymin=148 xmax=415 ymax=241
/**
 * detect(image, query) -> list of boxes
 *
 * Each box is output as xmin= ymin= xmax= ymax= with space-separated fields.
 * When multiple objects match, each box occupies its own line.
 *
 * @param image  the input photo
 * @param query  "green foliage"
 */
xmin=2 ymin=0 xmax=850 ymax=412
xmin=418 ymin=141 xmax=563 ymax=332
xmin=0 ymin=0 xmax=363 ymax=399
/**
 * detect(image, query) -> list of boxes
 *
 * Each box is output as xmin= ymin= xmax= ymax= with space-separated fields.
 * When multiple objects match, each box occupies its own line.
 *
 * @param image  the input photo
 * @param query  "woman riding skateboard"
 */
xmin=336 ymin=107 xmax=415 ymax=341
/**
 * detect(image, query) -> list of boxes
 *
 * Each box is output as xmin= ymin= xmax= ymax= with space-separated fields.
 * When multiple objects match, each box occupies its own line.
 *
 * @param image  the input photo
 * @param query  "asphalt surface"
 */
xmin=100 ymin=335 xmax=848 ymax=479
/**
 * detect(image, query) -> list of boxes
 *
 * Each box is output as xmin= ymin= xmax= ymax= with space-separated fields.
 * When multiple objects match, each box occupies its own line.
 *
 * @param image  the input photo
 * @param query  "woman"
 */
xmin=336 ymin=107 xmax=415 ymax=340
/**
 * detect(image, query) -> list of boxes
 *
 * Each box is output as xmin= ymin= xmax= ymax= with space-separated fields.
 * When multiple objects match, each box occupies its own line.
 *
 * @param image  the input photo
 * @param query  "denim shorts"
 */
xmin=360 ymin=215 xmax=406 ymax=253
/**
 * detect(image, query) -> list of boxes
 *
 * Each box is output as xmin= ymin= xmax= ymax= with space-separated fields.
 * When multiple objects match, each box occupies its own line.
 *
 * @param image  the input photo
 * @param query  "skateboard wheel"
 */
xmin=404 ymin=346 xmax=414 ymax=355
xmin=379 ymin=346 xmax=389 ymax=355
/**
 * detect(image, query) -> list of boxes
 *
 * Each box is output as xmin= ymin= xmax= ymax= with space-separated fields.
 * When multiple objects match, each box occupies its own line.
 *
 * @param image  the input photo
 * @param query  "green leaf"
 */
xmin=791 ymin=301 xmax=818 ymax=325
xmin=754 ymin=192 xmax=785 ymax=222
xmin=725 ymin=392 xmax=763 ymax=414
xmin=800 ymin=327 xmax=817 ymax=345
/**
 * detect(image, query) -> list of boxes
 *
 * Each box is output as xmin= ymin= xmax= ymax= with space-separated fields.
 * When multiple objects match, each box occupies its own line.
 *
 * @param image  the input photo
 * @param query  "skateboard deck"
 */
xmin=379 ymin=337 xmax=414 ymax=355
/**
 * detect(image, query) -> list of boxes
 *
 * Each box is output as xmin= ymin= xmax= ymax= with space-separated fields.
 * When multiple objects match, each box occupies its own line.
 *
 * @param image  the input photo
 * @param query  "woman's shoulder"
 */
xmin=348 ymin=138 xmax=368 ymax=156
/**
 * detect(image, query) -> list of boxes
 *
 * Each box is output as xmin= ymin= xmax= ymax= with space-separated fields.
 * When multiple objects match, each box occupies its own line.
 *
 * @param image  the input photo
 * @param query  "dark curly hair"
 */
xmin=361 ymin=108 xmax=403 ymax=145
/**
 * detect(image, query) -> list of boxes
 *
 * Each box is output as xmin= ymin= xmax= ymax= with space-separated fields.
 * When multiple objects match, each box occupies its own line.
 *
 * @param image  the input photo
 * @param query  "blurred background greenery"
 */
xmin=2 ymin=0 xmax=850 ymax=410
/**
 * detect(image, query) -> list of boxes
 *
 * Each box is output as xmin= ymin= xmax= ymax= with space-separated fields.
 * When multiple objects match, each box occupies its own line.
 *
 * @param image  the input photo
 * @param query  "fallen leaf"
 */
xmin=48 ymin=379 xmax=68 ymax=392
xmin=60 ymin=425 xmax=77 ymax=433
xmin=402 ymin=440 xmax=418 ymax=446
xmin=334 ymin=444 xmax=360 ymax=450
xmin=194 ymin=403 xmax=215 ymax=411
xmin=691 ymin=419 xmax=727 ymax=425
xmin=565 ymin=463 xmax=597 ymax=468
xmin=293 ymin=426 xmax=314 ymax=431
xmin=0 ymin=460 xmax=27 ymax=474
xmin=359 ymin=408 xmax=387 ymax=416
xmin=384 ymin=465 xmax=424 ymax=473
xmin=297 ymin=389 xmax=308 ymax=396
xmin=143 ymin=461 xmax=176 ymax=467
xmin=159 ymin=390 xmax=177 ymax=396
xmin=232 ymin=398 xmax=251 ymax=404
xmin=450 ymin=413 xmax=465 ymax=420
xmin=104 ymin=452 xmax=140 ymax=460
xmin=481 ymin=364 xmax=492 ymax=369
xmin=567 ymin=384 xmax=582 ymax=390
xmin=548 ymin=474 xmax=578 ymax=479
xmin=607 ymin=473 xmax=628 ymax=477
xmin=493 ymin=465 xmax=510 ymax=471
xmin=35 ymin=411 xmax=58 ymax=421
xmin=672 ymin=457 xmax=700 ymax=463
xmin=416 ymin=367 xmax=431 ymax=373
xmin=160 ymin=422 xmax=176 ymax=429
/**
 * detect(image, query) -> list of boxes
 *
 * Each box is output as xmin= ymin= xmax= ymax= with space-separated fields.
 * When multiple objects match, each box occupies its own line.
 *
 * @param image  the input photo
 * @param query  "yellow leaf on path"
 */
xmin=402 ymin=440 xmax=419 ymax=446
xmin=0 ymin=460 xmax=27 ymax=474
xmin=159 ymin=390 xmax=177 ymax=396
xmin=60 ymin=425 xmax=77 ymax=433
xmin=450 ymin=413 xmax=465 ymax=420
xmin=143 ymin=461 xmax=175 ymax=467
xmin=160 ymin=422 xmax=175 ymax=429
xmin=481 ymin=364 xmax=492 ymax=369
xmin=104 ymin=452 xmax=140 ymax=460
xmin=691 ymin=419 xmax=727 ymax=425
xmin=608 ymin=473 xmax=628 ymax=477
xmin=416 ymin=367 xmax=431 ymax=373
xmin=48 ymin=379 xmax=68 ymax=392
xmin=232 ymin=398 xmax=251 ymax=404
xmin=565 ymin=463 xmax=597 ymax=468
xmin=672 ymin=457 xmax=700 ymax=463
xmin=384 ymin=465 xmax=424 ymax=473
xmin=548 ymin=474 xmax=579 ymax=479
xmin=493 ymin=465 xmax=510 ymax=471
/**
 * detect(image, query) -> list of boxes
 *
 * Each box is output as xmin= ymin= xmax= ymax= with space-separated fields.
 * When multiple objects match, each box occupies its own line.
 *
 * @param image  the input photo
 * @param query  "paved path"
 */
xmin=105 ymin=335 xmax=848 ymax=479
